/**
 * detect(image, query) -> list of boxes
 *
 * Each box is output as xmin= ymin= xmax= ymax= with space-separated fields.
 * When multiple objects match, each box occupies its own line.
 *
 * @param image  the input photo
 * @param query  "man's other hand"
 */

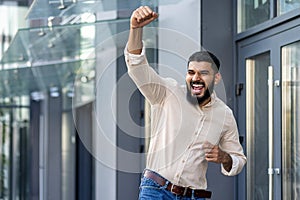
xmin=202 ymin=141 xmax=233 ymax=172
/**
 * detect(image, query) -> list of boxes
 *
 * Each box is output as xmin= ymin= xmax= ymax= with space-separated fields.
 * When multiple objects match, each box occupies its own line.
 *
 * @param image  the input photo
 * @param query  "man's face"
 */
xmin=185 ymin=61 xmax=220 ymax=106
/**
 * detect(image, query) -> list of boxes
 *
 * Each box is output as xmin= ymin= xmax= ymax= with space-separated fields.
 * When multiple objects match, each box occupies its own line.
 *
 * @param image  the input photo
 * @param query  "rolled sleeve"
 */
xmin=219 ymin=108 xmax=247 ymax=176
xmin=124 ymin=42 xmax=147 ymax=67
xmin=221 ymin=155 xmax=245 ymax=176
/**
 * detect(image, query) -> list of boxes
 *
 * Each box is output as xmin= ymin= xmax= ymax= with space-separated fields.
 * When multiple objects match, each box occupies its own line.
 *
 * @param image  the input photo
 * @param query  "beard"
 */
xmin=186 ymin=81 xmax=215 ymax=106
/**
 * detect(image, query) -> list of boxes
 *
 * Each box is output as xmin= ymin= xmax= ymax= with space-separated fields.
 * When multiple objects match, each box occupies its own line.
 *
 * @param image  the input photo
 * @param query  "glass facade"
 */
xmin=0 ymin=19 xmax=130 ymax=200
xmin=0 ymin=4 xmax=31 ymax=200
xmin=0 ymin=0 xmax=160 ymax=198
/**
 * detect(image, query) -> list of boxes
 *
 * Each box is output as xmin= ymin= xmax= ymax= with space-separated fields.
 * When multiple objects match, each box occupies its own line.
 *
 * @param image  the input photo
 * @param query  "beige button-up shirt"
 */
xmin=124 ymin=45 xmax=246 ymax=190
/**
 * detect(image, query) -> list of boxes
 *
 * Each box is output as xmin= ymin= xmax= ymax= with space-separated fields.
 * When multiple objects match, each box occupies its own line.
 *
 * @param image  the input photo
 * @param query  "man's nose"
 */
xmin=192 ymin=73 xmax=201 ymax=81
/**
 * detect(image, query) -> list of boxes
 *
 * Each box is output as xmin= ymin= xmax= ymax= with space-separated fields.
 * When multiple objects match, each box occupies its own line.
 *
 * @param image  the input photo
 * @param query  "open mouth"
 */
xmin=191 ymin=81 xmax=205 ymax=95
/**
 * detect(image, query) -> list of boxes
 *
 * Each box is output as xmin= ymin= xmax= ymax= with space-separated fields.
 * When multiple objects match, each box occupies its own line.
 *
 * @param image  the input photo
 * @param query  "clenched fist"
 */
xmin=130 ymin=6 xmax=158 ymax=29
xmin=202 ymin=141 xmax=233 ymax=172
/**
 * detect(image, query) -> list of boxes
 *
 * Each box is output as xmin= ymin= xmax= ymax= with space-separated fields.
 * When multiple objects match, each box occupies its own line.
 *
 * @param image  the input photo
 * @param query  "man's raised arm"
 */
xmin=127 ymin=6 xmax=158 ymax=54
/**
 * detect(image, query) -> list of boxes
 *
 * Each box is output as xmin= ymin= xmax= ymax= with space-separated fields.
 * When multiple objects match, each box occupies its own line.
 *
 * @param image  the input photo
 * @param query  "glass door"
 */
xmin=245 ymin=52 xmax=271 ymax=200
xmin=237 ymin=25 xmax=300 ymax=200
xmin=281 ymin=41 xmax=300 ymax=199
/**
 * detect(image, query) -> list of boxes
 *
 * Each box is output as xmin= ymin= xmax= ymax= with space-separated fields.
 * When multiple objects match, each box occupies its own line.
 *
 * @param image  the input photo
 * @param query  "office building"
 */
xmin=0 ymin=0 xmax=299 ymax=199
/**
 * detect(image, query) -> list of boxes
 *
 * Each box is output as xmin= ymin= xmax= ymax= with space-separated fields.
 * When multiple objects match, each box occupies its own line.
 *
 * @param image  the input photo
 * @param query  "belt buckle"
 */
xmin=170 ymin=184 xmax=179 ymax=195
xmin=170 ymin=184 xmax=176 ymax=194
xmin=170 ymin=184 xmax=188 ymax=196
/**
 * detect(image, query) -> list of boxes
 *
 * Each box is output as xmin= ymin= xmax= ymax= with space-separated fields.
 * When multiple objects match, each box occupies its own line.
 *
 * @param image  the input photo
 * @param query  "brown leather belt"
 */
xmin=143 ymin=170 xmax=211 ymax=198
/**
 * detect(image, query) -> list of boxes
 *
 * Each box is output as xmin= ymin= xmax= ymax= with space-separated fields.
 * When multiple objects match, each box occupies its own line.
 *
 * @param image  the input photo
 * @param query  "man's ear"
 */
xmin=214 ymin=72 xmax=222 ymax=85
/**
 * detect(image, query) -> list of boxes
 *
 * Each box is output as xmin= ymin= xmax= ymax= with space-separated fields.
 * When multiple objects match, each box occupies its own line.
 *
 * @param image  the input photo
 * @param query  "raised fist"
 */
xmin=130 ymin=6 xmax=158 ymax=29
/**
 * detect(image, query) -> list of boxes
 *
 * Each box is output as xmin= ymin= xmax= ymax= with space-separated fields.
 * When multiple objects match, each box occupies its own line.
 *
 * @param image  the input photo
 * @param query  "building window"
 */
xmin=237 ymin=0 xmax=270 ymax=33
xmin=278 ymin=0 xmax=300 ymax=15
xmin=237 ymin=0 xmax=300 ymax=33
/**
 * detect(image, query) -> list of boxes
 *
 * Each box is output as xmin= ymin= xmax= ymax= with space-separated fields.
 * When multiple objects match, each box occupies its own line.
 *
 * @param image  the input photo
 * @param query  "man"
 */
xmin=124 ymin=6 xmax=247 ymax=200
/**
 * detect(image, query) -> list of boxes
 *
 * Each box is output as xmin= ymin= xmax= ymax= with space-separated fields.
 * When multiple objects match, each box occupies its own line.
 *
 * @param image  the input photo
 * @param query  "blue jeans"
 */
xmin=138 ymin=176 xmax=206 ymax=200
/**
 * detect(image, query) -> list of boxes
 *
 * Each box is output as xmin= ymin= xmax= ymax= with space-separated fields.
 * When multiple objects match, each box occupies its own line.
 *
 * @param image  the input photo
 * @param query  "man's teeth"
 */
xmin=192 ymin=83 xmax=203 ymax=87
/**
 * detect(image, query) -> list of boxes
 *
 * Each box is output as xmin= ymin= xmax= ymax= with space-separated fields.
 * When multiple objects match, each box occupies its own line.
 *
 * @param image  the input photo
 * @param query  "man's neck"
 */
xmin=198 ymin=97 xmax=211 ymax=108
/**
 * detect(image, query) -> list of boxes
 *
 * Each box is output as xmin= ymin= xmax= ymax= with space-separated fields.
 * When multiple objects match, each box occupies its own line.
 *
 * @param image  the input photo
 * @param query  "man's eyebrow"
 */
xmin=199 ymin=69 xmax=210 ymax=73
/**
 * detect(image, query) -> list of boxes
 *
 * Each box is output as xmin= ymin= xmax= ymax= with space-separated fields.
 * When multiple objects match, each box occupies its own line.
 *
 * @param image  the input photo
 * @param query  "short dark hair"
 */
xmin=187 ymin=51 xmax=220 ymax=72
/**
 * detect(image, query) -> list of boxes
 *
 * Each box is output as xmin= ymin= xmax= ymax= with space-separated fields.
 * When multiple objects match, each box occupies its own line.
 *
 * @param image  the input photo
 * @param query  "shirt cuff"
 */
xmin=124 ymin=42 xmax=146 ymax=66
xmin=221 ymin=155 xmax=239 ymax=176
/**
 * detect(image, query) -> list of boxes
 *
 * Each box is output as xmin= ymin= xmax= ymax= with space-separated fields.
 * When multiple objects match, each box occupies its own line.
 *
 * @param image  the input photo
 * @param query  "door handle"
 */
xmin=268 ymin=66 xmax=274 ymax=200
xmin=268 ymin=168 xmax=280 ymax=175
xmin=274 ymin=168 xmax=280 ymax=175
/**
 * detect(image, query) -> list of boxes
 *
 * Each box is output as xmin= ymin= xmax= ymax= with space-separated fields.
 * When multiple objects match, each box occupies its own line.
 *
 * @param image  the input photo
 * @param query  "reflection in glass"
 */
xmin=246 ymin=52 xmax=270 ymax=200
xmin=282 ymin=41 xmax=300 ymax=200
xmin=237 ymin=0 xmax=270 ymax=33
xmin=278 ymin=0 xmax=300 ymax=15
xmin=0 ymin=96 xmax=30 ymax=200
xmin=26 ymin=0 xmax=182 ymax=20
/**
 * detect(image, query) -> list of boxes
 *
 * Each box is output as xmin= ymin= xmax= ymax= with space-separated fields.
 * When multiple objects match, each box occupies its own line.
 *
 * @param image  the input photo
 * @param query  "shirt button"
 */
xmin=182 ymin=160 xmax=185 ymax=163
xmin=176 ymin=174 xmax=179 ymax=178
